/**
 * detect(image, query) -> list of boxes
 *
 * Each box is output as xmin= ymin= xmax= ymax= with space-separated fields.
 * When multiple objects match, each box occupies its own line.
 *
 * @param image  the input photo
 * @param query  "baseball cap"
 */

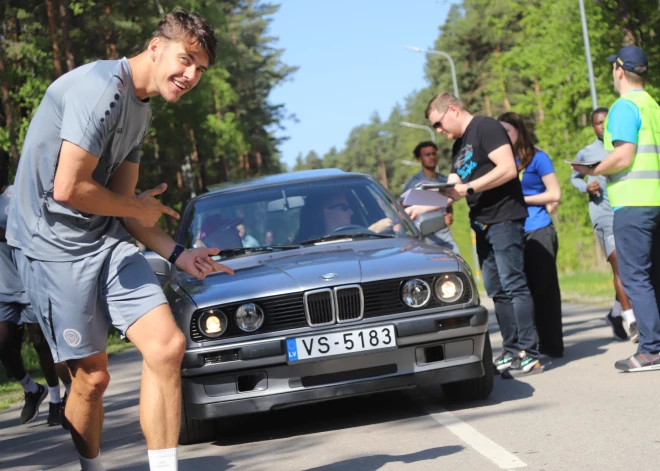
xmin=608 ymin=45 xmax=648 ymax=75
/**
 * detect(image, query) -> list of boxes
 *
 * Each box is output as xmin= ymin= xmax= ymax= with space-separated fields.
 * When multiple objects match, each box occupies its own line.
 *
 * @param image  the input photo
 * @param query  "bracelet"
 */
xmin=168 ymin=244 xmax=185 ymax=264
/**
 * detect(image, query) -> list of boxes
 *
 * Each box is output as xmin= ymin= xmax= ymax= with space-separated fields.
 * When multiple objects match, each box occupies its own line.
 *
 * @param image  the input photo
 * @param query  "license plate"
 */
xmin=286 ymin=325 xmax=396 ymax=362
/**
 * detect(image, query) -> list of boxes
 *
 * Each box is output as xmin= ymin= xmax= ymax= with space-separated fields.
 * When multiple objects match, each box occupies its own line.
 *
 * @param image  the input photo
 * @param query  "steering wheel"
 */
xmin=331 ymin=224 xmax=373 ymax=234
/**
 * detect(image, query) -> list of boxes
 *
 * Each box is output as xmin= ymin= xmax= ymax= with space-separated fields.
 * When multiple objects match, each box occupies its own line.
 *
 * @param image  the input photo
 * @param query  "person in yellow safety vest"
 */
xmin=572 ymin=45 xmax=660 ymax=372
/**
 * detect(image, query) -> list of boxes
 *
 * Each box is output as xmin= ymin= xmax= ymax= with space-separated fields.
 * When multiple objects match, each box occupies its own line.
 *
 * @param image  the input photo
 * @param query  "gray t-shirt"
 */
xmin=0 ymin=186 xmax=28 ymax=302
xmin=404 ymin=171 xmax=458 ymax=251
xmin=7 ymin=58 xmax=152 ymax=261
xmin=570 ymin=138 xmax=613 ymax=227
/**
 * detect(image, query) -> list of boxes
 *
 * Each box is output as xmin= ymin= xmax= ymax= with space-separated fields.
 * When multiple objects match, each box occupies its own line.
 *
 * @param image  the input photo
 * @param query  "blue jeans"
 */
xmin=613 ymin=206 xmax=660 ymax=353
xmin=475 ymin=219 xmax=539 ymax=357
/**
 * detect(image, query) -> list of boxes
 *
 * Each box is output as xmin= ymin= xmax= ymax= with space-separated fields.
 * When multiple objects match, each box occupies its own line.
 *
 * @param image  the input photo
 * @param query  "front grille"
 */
xmin=304 ymin=289 xmax=335 ymax=326
xmin=335 ymin=285 xmax=364 ymax=323
xmin=190 ymin=273 xmax=473 ymax=341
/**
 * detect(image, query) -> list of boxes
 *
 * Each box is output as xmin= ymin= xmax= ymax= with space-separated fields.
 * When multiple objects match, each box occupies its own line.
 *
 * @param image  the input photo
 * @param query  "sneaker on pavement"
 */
xmin=501 ymin=351 xmax=543 ymax=379
xmin=20 ymin=383 xmax=48 ymax=424
xmin=627 ymin=321 xmax=640 ymax=343
xmin=493 ymin=351 xmax=516 ymax=373
xmin=615 ymin=352 xmax=660 ymax=372
xmin=47 ymin=401 xmax=61 ymax=426
xmin=60 ymin=393 xmax=69 ymax=430
xmin=606 ymin=310 xmax=628 ymax=341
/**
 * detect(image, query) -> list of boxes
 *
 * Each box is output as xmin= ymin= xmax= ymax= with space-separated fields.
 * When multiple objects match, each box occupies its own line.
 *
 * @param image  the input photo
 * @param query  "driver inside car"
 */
xmin=296 ymin=192 xmax=394 ymax=242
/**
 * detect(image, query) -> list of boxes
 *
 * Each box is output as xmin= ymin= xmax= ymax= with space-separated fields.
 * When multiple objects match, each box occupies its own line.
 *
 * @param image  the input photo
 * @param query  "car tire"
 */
xmin=441 ymin=333 xmax=494 ymax=402
xmin=179 ymin=399 xmax=217 ymax=445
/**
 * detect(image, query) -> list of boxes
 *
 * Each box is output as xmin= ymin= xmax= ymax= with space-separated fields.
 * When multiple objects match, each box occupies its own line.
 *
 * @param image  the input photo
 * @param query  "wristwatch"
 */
xmin=168 ymin=244 xmax=185 ymax=264
xmin=466 ymin=182 xmax=475 ymax=195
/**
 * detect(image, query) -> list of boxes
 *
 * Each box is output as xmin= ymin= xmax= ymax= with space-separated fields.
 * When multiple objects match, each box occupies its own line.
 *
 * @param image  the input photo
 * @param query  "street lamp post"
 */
xmin=405 ymin=46 xmax=482 ymax=282
xmin=405 ymin=46 xmax=459 ymax=98
xmin=399 ymin=122 xmax=436 ymax=143
xmin=578 ymin=0 xmax=598 ymax=110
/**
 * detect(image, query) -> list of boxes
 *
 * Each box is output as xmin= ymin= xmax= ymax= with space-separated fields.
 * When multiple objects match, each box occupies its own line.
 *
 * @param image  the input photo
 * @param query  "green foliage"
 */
xmin=0 ymin=0 xmax=295 ymax=228
xmin=298 ymin=0 xmax=660 ymax=274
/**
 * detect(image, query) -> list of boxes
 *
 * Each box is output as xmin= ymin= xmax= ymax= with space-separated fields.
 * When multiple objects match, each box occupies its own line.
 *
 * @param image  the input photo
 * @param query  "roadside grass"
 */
xmin=0 ymin=329 xmax=132 ymax=413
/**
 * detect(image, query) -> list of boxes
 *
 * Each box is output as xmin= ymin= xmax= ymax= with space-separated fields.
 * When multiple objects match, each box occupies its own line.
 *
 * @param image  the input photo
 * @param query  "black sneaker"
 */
xmin=501 ymin=351 xmax=543 ymax=379
xmin=615 ymin=352 xmax=660 ymax=372
xmin=60 ymin=393 xmax=69 ymax=430
xmin=493 ymin=351 xmax=516 ymax=373
xmin=47 ymin=402 xmax=61 ymax=426
xmin=20 ymin=383 xmax=48 ymax=424
xmin=605 ymin=310 xmax=628 ymax=341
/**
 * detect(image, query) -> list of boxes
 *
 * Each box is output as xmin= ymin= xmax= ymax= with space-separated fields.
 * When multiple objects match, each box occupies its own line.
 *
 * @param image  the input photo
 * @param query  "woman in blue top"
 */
xmin=499 ymin=112 xmax=564 ymax=358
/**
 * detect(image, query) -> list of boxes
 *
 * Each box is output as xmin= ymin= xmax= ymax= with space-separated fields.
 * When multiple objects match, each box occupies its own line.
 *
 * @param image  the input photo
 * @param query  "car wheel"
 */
xmin=179 ymin=399 xmax=218 ymax=445
xmin=441 ymin=333 xmax=494 ymax=402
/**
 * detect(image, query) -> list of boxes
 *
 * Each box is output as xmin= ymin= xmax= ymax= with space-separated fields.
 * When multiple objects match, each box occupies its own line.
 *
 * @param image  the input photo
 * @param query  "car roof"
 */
xmin=201 ymin=169 xmax=375 ymax=196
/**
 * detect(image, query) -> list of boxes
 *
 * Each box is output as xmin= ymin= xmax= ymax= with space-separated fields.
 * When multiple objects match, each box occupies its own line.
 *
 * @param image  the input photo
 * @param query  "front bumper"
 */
xmin=182 ymin=305 xmax=489 ymax=420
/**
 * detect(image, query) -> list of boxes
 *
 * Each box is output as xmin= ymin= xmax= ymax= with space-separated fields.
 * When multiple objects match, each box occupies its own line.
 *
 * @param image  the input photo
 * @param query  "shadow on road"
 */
xmin=302 ymin=446 xmax=464 ymax=471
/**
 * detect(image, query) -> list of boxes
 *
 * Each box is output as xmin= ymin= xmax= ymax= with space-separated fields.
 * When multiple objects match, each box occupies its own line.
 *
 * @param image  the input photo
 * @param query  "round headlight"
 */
xmin=435 ymin=274 xmax=464 ymax=303
xmin=401 ymin=279 xmax=431 ymax=308
xmin=235 ymin=303 xmax=265 ymax=332
xmin=198 ymin=309 xmax=228 ymax=338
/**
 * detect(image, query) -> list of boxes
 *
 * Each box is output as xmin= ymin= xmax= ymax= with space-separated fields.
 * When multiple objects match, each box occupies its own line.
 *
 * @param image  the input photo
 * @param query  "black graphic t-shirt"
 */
xmin=452 ymin=116 xmax=528 ymax=225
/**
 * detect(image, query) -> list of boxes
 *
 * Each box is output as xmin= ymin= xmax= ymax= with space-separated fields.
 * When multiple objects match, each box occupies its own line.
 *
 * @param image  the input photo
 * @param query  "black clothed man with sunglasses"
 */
xmin=406 ymin=93 xmax=542 ymax=377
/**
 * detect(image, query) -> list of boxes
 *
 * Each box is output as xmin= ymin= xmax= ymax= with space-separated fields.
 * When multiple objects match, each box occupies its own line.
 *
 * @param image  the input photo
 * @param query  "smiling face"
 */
xmin=149 ymin=38 xmax=209 ymax=103
xmin=323 ymin=194 xmax=353 ymax=233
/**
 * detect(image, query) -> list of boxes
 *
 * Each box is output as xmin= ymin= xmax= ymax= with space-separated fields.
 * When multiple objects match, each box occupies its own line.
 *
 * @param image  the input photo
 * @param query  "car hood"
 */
xmin=178 ymin=238 xmax=460 ymax=309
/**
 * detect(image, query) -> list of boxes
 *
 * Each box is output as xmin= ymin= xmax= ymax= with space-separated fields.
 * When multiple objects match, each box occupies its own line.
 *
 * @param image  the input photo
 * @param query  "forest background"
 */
xmin=2 ymin=0 xmax=660 ymax=275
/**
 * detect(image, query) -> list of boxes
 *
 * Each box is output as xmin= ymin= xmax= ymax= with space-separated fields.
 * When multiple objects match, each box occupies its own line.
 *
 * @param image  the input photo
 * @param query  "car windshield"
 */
xmin=179 ymin=176 xmax=417 ymax=253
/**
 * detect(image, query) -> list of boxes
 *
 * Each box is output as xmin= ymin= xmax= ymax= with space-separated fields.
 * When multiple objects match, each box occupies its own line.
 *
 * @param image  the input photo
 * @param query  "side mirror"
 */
xmin=416 ymin=211 xmax=447 ymax=236
xmin=142 ymin=250 xmax=170 ymax=285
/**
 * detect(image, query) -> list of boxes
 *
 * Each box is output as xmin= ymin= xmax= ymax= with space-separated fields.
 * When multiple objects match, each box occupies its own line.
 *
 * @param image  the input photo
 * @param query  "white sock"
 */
xmin=49 ymin=385 xmax=61 ymax=403
xmin=148 ymin=448 xmax=178 ymax=471
xmin=79 ymin=451 xmax=105 ymax=471
xmin=611 ymin=300 xmax=623 ymax=318
xmin=19 ymin=374 xmax=39 ymax=394
xmin=622 ymin=309 xmax=636 ymax=326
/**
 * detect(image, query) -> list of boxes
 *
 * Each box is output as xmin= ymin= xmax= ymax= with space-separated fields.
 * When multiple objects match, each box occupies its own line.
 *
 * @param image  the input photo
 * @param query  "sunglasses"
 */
xmin=432 ymin=109 xmax=449 ymax=131
xmin=326 ymin=203 xmax=351 ymax=212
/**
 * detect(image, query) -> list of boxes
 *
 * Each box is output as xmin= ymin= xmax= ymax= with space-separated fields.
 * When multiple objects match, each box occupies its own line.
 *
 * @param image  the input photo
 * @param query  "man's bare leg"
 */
xmin=65 ymin=352 xmax=110 ymax=459
xmin=126 ymin=304 xmax=185 ymax=455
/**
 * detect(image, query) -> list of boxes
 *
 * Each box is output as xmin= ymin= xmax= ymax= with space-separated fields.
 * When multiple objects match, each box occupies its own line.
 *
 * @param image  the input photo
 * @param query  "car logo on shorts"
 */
xmin=320 ymin=273 xmax=338 ymax=281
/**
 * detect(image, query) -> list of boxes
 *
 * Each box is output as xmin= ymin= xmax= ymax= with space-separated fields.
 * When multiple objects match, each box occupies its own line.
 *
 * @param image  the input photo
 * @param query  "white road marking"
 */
xmin=424 ymin=404 xmax=527 ymax=469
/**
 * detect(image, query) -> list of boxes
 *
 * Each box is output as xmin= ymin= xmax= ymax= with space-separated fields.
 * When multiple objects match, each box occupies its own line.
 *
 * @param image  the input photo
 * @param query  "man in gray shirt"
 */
xmin=7 ymin=9 xmax=232 ymax=471
xmin=403 ymin=141 xmax=460 ymax=254
xmin=571 ymin=107 xmax=637 ymax=342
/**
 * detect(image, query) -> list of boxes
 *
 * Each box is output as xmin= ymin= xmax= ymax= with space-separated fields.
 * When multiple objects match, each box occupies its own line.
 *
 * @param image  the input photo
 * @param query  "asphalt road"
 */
xmin=2 ymin=299 xmax=660 ymax=471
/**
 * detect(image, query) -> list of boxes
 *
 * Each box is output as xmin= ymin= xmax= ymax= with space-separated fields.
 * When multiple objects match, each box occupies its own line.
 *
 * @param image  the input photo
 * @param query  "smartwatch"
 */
xmin=168 ymin=244 xmax=185 ymax=264
xmin=466 ymin=182 xmax=475 ymax=195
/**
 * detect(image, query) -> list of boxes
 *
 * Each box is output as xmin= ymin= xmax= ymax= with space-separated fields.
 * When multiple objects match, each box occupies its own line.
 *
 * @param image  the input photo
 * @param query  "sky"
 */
xmin=268 ymin=0 xmax=452 ymax=169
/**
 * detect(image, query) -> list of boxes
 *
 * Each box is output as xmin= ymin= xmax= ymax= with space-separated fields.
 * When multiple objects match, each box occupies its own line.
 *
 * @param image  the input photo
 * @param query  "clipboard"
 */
xmin=565 ymin=159 xmax=599 ymax=167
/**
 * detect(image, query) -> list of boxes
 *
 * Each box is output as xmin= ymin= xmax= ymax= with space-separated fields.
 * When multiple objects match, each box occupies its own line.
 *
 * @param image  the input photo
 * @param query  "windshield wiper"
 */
xmin=298 ymin=233 xmax=395 ymax=246
xmin=214 ymin=245 xmax=299 ymax=259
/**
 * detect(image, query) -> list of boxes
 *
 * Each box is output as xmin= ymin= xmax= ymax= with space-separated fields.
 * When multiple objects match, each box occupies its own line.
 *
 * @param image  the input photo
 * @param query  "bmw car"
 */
xmin=145 ymin=169 xmax=493 ymax=444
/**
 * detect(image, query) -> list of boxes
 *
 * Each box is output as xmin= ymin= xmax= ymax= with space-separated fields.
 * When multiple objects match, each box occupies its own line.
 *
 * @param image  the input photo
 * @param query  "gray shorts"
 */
xmin=0 ymin=301 xmax=38 ymax=324
xmin=13 ymin=240 xmax=167 ymax=362
xmin=594 ymin=220 xmax=616 ymax=259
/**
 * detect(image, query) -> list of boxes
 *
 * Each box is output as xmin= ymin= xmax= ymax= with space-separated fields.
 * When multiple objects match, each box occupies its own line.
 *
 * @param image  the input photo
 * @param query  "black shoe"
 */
xmin=47 ymin=401 xmax=61 ymax=426
xmin=60 ymin=393 xmax=69 ymax=430
xmin=605 ymin=311 xmax=628 ymax=341
xmin=501 ymin=351 xmax=544 ymax=379
xmin=20 ymin=383 xmax=48 ymax=424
